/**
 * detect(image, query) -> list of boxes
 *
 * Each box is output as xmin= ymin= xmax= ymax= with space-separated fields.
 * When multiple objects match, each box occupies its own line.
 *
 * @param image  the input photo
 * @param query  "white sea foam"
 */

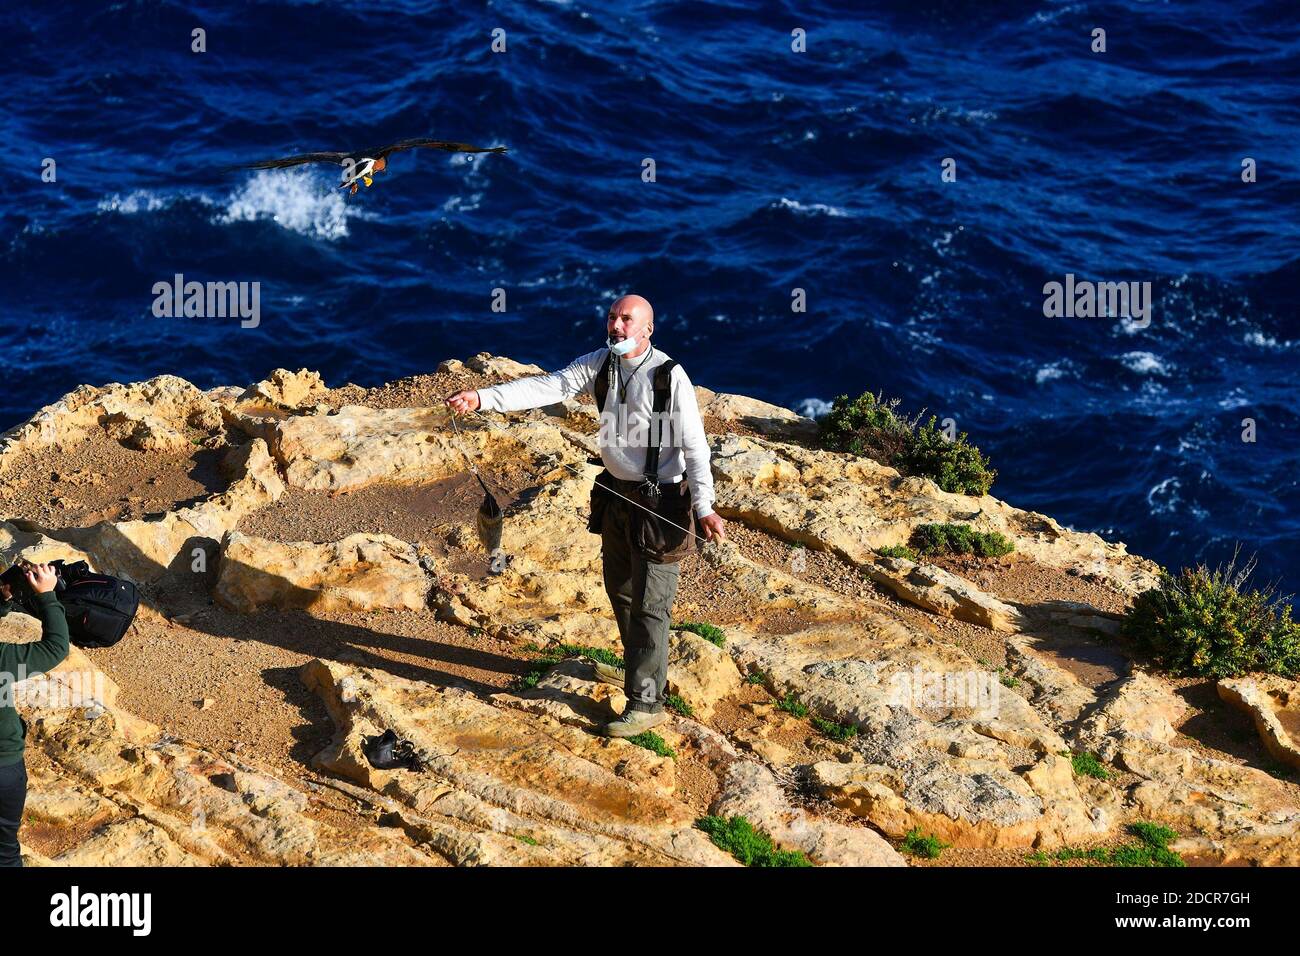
xmin=217 ymin=169 xmax=366 ymax=241
xmin=1120 ymin=351 xmax=1169 ymax=376
xmin=442 ymin=191 xmax=483 ymax=213
xmin=97 ymin=190 xmax=171 ymax=214
xmin=1244 ymin=330 xmax=1290 ymax=349
xmin=794 ymin=397 xmax=833 ymax=420
xmin=1035 ymin=361 xmax=1068 ymax=384
xmin=1146 ymin=477 xmax=1182 ymax=515
xmin=776 ymin=197 xmax=847 ymax=217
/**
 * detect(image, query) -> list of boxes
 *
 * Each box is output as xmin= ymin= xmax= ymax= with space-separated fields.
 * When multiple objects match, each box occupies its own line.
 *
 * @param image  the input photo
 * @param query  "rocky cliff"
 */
xmin=2 ymin=355 xmax=1296 ymax=866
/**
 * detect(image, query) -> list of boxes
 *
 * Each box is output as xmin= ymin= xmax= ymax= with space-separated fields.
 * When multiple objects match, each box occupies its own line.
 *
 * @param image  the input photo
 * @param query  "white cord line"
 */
xmin=450 ymin=406 xmax=710 ymax=545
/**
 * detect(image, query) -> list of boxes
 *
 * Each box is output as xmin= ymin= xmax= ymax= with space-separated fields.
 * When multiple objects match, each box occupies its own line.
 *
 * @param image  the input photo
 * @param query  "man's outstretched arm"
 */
xmin=447 ymin=350 xmax=602 ymax=414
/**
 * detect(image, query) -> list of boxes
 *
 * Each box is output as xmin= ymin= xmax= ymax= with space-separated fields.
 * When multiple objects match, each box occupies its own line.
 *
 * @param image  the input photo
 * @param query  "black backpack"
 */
xmin=50 ymin=561 xmax=139 ymax=648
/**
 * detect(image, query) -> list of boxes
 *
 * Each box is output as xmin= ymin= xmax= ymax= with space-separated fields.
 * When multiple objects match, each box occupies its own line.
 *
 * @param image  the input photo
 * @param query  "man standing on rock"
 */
xmin=0 ymin=562 xmax=70 ymax=867
xmin=446 ymin=294 xmax=725 ymax=737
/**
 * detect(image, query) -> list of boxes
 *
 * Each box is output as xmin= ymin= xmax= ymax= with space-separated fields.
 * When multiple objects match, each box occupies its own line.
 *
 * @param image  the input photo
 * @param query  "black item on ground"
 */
xmin=362 ymin=729 xmax=424 ymax=771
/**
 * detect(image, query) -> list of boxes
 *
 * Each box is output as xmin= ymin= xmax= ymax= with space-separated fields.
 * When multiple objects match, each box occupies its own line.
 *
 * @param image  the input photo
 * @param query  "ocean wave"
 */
xmin=216 ymin=169 xmax=368 ymax=241
xmin=1120 ymin=351 xmax=1171 ymax=376
xmin=794 ymin=397 xmax=832 ymax=420
xmin=97 ymin=190 xmax=211 ymax=215
xmin=775 ymin=197 xmax=848 ymax=218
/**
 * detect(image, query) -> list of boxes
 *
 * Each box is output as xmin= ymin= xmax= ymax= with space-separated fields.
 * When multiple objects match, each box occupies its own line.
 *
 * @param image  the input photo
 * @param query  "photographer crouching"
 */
xmin=0 ymin=562 xmax=70 ymax=867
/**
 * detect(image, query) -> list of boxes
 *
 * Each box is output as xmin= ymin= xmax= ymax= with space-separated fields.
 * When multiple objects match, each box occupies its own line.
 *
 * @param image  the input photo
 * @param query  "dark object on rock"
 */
xmin=362 ymin=729 xmax=424 ymax=771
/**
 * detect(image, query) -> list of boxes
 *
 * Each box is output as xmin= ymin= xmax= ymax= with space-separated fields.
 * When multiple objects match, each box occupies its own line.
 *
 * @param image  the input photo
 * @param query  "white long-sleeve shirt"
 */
xmin=476 ymin=347 xmax=716 ymax=518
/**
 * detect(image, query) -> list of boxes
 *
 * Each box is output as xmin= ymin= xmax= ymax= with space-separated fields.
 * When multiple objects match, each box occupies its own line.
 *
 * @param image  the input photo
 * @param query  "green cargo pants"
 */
xmin=600 ymin=494 xmax=683 ymax=714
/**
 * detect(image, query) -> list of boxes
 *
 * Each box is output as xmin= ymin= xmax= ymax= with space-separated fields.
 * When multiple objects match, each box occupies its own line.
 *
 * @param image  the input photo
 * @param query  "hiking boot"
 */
xmin=599 ymin=708 xmax=668 ymax=738
xmin=591 ymin=660 xmax=626 ymax=687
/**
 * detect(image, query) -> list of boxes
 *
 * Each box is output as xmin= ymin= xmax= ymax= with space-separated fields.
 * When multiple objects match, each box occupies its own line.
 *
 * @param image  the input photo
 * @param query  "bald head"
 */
xmin=606 ymin=294 xmax=655 ymax=358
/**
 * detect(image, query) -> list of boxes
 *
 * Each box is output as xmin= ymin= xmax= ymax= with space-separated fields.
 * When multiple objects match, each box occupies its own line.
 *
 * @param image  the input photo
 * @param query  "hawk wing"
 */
xmin=372 ymin=138 xmax=508 ymax=158
xmin=238 ymin=151 xmax=352 ymax=170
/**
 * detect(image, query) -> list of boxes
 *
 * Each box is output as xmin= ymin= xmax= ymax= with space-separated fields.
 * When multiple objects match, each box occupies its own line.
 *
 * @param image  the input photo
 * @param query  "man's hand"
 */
xmin=698 ymin=513 xmax=726 ymax=543
xmin=25 ymin=563 xmax=58 ymax=594
xmin=445 ymin=390 xmax=481 ymax=414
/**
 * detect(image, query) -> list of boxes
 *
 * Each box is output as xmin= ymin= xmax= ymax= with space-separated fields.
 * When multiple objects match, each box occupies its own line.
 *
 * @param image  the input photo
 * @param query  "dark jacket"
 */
xmin=0 ymin=592 xmax=71 ymax=766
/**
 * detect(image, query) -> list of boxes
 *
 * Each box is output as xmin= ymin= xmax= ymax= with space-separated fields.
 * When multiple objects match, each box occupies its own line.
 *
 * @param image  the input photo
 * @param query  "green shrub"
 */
xmin=900 ymin=827 xmax=950 ymax=860
xmin=775 ymin=693 xmax=808 ymax=718
xmin=1122 ymin=557 xmax=1300 ymax=679
xmin=626 ymin=731 xmax=675 ymax=759
xmin=876 ymin=544 xmax=918 ymax=561
xmin=665 ymin=693 xmax=694 ymax=717
xmin=746 ymin=669 xmax=768 ymax=686
xmin=912 ymin=522 xmax=1014 ymax=558
xmin=1071 ymin=751 xmax=1110 ymax=780
xmin=811 ymin=716 xmax=858 ymax=741
xmin=673 ymin=620 xmax=726 ymax=648
xmin=818 ymin=393 xmax=996 ymax=495
xmin=817 ymin=391 xmax=914 ymax=462
xmin=695 ymin=815 xmax=813 ymax=867
xmin=895 ymin=416 xmax=997 ymax=496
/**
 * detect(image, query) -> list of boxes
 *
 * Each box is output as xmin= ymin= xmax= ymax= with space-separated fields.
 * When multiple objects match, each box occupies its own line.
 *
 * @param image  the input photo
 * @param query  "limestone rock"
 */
xmin=215 ymin=531 xmax=430 ymax=613
xmin=302 ymin=658 xmax=734 ymax=866
xmin=239 ymin=368 xmax=328 ymax=411
xmin=666 ymin=630 xmax=742 ymax=720
xmin=730 ymin=620 xmax=1097 ymax=848
xmin=1074 ymin=671 xmax=1186 ymax=760
xmin=1218 ymin=675 xmax=1300 ymax=771
xmin=709 ymin=434 xmax=1159 ymax=596
xmin=695 ymin=387 xmax=818 ymax=443
xmin=0 ymin=375 xmax=222 ymax=469
xmin=711 ymin=760 xmax=904 ymax=866
xmin=45 ymin=437 xmax=285 ymax=582
xmin=867 ymin=556 xmax=1024 ymax=631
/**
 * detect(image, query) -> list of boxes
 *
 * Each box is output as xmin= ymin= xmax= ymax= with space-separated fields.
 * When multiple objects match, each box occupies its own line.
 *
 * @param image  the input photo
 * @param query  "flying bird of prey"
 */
xmin=237 ymin=137 xmax=508 ymax=194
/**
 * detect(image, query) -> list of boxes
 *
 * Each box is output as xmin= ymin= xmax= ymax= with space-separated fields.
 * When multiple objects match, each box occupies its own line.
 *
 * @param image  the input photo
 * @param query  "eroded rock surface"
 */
xmin=2 ymin=360 xmax=1294 ymax=868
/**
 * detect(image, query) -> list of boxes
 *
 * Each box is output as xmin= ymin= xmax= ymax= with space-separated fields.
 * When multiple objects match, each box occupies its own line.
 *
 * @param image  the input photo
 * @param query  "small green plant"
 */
xmin=626 ymin=731 xmax=675 ymax=759
xmin=999 ymin=673 xmax=1020 ymax=689
xmin=665 ymin=693 xmax=694 ymax=717
xmin=912 ymin=522 xmax=1014 ymax=558
xmin=511 ymin=643 xmax=626 ymax=690
xmin=811 ymin=716 xmax=858 ymax=741
xmin=876 ymin=544 xmax=918 ymax=561
xmin=746 ymin=669 xmax=768 ymax=686
xmin=673 ymin=620 xmax=726 ymax=648
xmin=818 ymin=393 xmax=996 ymax=495
xmin=900 ymin=827 xmax=950 ymax=860
xmin=1071 ymin=751 xmax=1110 ymax=780
xmin=775 ymin=692 xmax=808 ymax=718
xmin=1122 ymin=554 xmax=1300 ymax=679
xmin=695 ymin=815 xmax=813 ymax=867
xmin=514 ymin=834 xmax=539 ymax=846
xmin=1030 ymin=822 xmax=1184 ymax=868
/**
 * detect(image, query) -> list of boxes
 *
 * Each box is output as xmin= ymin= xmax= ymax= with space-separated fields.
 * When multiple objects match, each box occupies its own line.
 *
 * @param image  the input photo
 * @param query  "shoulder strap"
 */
xmin=594 ymin=349 xmax=611 ymax=414
xmin=642 ymin=360 xmax=679 ymax=482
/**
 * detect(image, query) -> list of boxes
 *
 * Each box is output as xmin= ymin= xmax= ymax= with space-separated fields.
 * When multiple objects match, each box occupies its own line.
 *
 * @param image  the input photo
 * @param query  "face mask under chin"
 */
xmin=608 ymin=335 xmax=640 ymax=356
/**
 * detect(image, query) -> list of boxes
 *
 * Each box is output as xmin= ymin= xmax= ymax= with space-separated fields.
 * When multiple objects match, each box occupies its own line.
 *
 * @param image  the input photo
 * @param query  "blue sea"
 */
xmin=2 ymin=0 xmax=1297 ymax=594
